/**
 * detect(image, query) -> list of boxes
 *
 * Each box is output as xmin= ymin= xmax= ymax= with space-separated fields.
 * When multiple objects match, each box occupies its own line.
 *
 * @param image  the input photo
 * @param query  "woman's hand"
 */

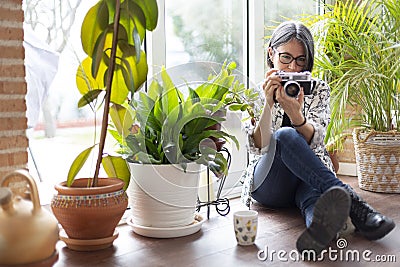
xmin=275 ymin=85 xmax=305 ymax=125
xmin=263 ymin=69 xmax=305 ymax=125
xmin=262 ymin=69 xmax=281 ymax=108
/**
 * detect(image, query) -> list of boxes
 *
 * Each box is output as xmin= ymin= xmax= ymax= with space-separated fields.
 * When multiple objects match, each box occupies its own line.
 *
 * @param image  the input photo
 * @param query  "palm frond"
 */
xmin=303 ymin=0 xmax=400 ymax=150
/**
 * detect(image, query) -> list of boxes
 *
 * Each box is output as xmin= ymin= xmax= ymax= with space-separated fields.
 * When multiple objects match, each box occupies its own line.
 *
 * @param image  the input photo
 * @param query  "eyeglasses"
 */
xmin=273 ymin=48 xmax=307 ymax=67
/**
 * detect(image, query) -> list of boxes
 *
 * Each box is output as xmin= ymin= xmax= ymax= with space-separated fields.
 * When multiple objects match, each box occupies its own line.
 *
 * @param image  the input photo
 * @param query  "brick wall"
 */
xmin=0 ymin=0 xmax=29 ymax=178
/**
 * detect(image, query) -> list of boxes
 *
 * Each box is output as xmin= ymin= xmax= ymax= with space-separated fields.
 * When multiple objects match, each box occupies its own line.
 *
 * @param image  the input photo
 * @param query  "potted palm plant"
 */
xmin=302 ymin=0 xmax=400 ymax=192
xmin=107 ymin=61 xmax=258 ymax=237
xmin=50 ymin=0 xmax=158 ymax=250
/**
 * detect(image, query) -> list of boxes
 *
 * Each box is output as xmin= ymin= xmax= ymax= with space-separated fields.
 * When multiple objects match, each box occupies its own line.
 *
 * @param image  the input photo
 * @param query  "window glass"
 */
xmin=165 ymin=0 xmax=246 ymax=196
xmin=165 ymin=0 xmax=244 ymax=69
xmin=264 ymin=0 xmax=317 ymax=73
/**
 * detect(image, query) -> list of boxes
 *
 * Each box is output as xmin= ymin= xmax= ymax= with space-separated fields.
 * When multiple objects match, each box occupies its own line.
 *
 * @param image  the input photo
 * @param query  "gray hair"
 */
xmin=266 ymin=21 xmax=314 ymax=72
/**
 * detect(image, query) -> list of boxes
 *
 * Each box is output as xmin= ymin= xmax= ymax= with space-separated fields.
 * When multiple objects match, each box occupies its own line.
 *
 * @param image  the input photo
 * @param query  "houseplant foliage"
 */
xmin=302 ymin=0 xmax=400 ymax=192
xmin=69 ymin=0 xmax=158 ymax=187
xmin=50 ymin=0 xmax=159 ymax=249
xmin=302 ymin=0 xmax=400 ymax=149
xmin=108 ymin=61 xmax=258 ymax=232
xmin=109 ymin=61 xmax=258 ymax=178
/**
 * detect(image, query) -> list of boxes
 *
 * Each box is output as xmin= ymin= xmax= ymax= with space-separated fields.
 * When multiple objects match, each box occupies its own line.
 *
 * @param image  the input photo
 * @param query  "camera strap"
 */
xmin=281 ymin=113 xmax=293 ymax=128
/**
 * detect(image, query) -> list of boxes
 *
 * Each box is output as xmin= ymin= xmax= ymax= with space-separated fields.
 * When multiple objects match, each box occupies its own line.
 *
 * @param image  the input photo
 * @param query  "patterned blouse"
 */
xmin=240 ymin=78 xmax=335 ymax=207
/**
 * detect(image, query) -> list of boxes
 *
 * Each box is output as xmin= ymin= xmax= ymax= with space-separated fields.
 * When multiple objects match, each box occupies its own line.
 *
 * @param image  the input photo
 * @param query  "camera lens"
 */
xmin=284 ymin=81 xmax=300 ymax=97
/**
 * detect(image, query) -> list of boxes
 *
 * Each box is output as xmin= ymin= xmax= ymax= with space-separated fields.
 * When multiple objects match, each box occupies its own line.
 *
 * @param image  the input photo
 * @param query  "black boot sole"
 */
xmin=296 ymin=186 xmax=351 ymax=257
xmin=357 ymin=218 xmax=396 ymax=241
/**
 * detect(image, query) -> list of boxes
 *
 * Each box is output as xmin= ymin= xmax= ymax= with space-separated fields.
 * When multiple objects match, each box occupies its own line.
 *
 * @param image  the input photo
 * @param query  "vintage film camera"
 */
xmin=276 ymin=71 xmax=314 ymax=98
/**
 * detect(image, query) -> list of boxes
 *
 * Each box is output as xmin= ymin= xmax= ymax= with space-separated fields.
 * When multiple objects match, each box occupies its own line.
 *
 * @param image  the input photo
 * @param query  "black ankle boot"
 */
xmin=296 ymin=186 xmax=351 ymax=257
xmin=345 ymin=185 xmax=395 ymax=240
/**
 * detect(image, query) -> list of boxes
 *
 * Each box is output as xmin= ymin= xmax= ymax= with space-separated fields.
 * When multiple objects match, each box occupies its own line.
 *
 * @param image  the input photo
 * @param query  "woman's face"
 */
xmin=269 ymin=39 xmax=306 ymax=73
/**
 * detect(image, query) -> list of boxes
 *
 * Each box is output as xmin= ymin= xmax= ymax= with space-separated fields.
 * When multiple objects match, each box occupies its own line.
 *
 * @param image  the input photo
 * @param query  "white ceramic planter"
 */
xmin=128 ymin=163 xmax=202 ymax=228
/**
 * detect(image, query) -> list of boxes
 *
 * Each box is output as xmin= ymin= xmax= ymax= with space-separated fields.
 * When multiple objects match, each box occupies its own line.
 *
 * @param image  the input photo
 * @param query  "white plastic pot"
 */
xmin=128 ymin=163 xmax=202 ymax=228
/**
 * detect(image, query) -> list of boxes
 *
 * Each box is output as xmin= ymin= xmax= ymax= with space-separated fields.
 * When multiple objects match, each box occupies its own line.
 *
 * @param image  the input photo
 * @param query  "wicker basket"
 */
xmin=353 ymin=128 xmax=400 ymax=193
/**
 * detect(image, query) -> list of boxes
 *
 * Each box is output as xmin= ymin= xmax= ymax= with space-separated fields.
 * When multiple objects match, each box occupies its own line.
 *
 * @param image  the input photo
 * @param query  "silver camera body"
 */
xmin=276 ymin=71 xmax=313 ymax=98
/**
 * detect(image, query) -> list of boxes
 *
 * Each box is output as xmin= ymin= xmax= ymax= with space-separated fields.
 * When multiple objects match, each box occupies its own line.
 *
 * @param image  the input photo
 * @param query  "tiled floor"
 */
xmin=50 ymin=175 xmax=400 ymax=267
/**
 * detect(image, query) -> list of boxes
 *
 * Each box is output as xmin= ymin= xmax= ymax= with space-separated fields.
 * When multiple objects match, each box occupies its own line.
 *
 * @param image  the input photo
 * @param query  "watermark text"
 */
xmin=257 ymin=238 xmax=397 ymax=263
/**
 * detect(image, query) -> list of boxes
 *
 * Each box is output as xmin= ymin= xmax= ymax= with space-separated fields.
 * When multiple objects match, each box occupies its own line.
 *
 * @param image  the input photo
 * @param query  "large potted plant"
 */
xmin=50 ymin=0 xmax=158 ymax=251
xmin=108 ymin=61 xmax=258 ymax=237
xmin=302 ymin=0 xmax=400 ymax=192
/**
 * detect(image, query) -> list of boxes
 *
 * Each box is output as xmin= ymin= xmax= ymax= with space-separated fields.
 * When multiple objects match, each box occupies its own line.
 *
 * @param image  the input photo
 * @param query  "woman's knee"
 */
xmin=274 ymin=127 xmax=299 ymax=144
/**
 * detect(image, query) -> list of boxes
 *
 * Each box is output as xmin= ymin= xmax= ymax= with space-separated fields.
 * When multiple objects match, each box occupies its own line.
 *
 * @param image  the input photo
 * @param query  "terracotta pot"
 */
xmin=205 ymin=109 xmax=227 ymax=151
xmin=51 ymin=178 xmax=128 ymax=242
xmin=329 ymin=150 xmax=340 ymax=173
xmin=206 ymin=122 xmax=226 ymax=152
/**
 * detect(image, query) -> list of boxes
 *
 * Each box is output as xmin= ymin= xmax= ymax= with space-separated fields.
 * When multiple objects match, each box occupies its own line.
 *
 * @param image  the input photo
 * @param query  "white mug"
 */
xmin=233 ymin=210 xmax=258 ymax=246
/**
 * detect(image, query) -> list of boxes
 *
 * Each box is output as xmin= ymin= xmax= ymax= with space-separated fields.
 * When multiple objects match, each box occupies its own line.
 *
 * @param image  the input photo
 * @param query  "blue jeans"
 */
xmin=252 ymin=127 xmax=344 ymax=227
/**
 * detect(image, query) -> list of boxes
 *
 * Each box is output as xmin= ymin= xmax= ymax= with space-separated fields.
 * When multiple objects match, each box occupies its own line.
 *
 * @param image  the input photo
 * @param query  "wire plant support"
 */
xmin=196 ymin=147 xmax=232 ymax=219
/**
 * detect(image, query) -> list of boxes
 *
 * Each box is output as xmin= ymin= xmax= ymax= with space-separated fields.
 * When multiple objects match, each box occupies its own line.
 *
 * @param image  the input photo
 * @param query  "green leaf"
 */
xmin=181 ymin=103 xmax=218 ymax=134
xmin=120 ymin=0 xmax=145 ymax=43
xmin=91 ymin=30 xmax=108 ymax=79
xmin=135 ymin=92 xmax=162 ymax=131
xmin=160 ymin=67 xmax=181 ymax=116
xmin=110 ymin=103 xmax=134 ymax=137
xmin=78 ymin=89 xmax=103 ymax=108
xmin=76 ymin=57 xmax=106 ymax=95
xmin=131 ymin=0 xmax=158 ymax=30
xmin=108 ymin=128 xmax=127 ymax=148
xmin=126 ymin=133 xmax=144 ymax=156
xmin=121 ymin=0 xmax=146 ymax=53
xmin=127 ymin=50 xmax=149 ymax=93
xmin=102 ymin=155 xmax=130 ymax=191
xmin=109 ymin=64 xmax=130 ymax=105
xmin=120 ymin=56 xmax=135 ymax=91
xmin=132 ymin=27 xmax=142 ymax=63
xmin=227 ymin=61 xmax=237 ymax=71
xmin=131 ymin=151 xmax=162 ymax=164
xmin=81 ymin=1 xmax=109 ymax=57
xmin=147 ymin=79 xmax=163 ymax=101
xmin=105 ymin=0 xmax=116 ymax=18
xmin=67 ymin=145 xmax=96 ymax=187
xmin=228 ymin=103 xmax=245 ymax=111
xmin=213 ymin=152 xmax=229 ymax=177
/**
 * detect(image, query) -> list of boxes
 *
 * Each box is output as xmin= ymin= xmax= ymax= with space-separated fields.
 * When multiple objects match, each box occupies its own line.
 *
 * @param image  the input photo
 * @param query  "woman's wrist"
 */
xmin=291 ymin=117 xmax=307 ymax=128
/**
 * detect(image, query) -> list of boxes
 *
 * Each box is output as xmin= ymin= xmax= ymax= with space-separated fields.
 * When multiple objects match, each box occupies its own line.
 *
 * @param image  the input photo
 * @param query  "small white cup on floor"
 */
xmin=233 ymin=210 xmax=258 ymax=246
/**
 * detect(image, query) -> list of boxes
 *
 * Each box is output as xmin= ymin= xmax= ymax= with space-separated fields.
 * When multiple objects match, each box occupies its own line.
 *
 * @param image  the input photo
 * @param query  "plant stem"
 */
xmin=92 ymin=0 xmax=121 ymax=187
